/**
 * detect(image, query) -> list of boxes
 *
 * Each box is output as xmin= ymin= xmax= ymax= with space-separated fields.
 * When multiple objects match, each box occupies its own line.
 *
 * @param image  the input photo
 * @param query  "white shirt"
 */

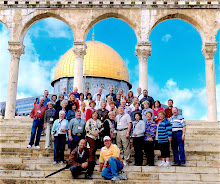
xmin=58 ymin=119 xmax=68 ymax=134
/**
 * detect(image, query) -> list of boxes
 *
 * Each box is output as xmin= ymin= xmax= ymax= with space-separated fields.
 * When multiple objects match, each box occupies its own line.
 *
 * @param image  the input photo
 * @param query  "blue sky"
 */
xmin=0 ymin=18 xmax=219 ymax=120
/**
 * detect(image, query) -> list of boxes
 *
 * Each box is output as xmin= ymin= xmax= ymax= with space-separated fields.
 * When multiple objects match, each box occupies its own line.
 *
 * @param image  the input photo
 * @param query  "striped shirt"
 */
xmin=170 ymin=115 xmax=186 ymax=132
xmin=158 ymin=118 xmax=172 ymax=143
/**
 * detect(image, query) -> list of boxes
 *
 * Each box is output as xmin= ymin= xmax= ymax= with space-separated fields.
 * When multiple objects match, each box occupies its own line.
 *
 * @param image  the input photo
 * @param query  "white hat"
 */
xmin=103 ymin=136 xmax=111 ymax=141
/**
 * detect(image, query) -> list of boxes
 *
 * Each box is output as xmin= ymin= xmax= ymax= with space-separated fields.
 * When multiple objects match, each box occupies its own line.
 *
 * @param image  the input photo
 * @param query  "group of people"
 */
xmin=27 ymin=87 xmax=186 ymax=181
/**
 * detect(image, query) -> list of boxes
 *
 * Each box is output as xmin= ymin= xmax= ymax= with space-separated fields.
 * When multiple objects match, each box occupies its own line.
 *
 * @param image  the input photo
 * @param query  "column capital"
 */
xmin=202 ymin=42 xmax=218 ymax=60
xmin=135 ymin=41 xmax=152 ymax=59
xmin=8 ymin=41 xmax=25 ymax=58
xmin=73 ymin=42 xmax=87 ymax=56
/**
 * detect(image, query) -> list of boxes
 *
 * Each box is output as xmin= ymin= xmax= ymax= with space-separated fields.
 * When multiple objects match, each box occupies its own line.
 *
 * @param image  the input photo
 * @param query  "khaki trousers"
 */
xmin=45 ymin=123 xmax=53 ymax=148
xmin=116 ymin=129 xmax=130 ymax=161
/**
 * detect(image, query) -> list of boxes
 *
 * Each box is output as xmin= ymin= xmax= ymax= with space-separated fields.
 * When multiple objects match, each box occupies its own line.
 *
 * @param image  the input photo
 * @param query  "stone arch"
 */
xmin=19 ymin=12 xmax=74 ymax=44
xmin=83 ymin=12 xmax=138 ymax=42
xmin=149 ymin=13 xmax=205 ymax=43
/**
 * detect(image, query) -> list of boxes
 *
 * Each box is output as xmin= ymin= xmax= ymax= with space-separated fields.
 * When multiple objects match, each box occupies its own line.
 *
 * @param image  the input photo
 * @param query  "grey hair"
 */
xmin=59 ymin=110 xmax=66 ymax=115
xmin=61 ymin=100 xmax=68 ymax=106
xmin=39 ymin=97 xmax=45 ymax=101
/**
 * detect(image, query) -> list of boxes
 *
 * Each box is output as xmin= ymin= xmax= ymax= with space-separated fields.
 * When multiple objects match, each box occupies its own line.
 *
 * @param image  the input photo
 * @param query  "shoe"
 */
xmin=53 ymin=161 xmax=58 ymax=165
xmin=163 ymin=162 xmax=170 ymax=167
xmin=111 ymin=175 xmax=121 ymax=181
xmin=158 ymin=161 xmax=165 ymax=167
xmin=118 ymin=174 xmax=127 ymax=180
xmin=34 ymin=145 xmax=40 ymax=149
xmin=123 ymin=160 xmax=128 ymax=166
xmin=180 ymin=163 xmax=185 ymax=167
xmin=27 ymin=145 xmax=32 ymax=148
xmin=59 ymin=161 xmax=64 ymax=165
xmin=172 ymin=163 xmax=180 ymax=166
xmin=85 ymin=174 xmax=93 ymax=179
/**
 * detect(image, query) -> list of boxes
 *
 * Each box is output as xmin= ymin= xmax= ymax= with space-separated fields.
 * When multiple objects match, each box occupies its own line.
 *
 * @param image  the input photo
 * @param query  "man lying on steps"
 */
xmin=68 ymin=139 xmax=95 ymax=179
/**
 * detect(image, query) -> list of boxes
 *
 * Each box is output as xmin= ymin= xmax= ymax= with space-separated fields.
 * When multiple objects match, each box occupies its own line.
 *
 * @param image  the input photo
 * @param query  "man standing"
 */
xmin=99 ymin=136 xmax=127 ymax=181
xmin=115 ymin=106 xmax=132 ymax=166
xmin=73 ymin=87 xmax=80 ymax=99
xmin=137 ymin=88 xmax=143 ymax=101
xmin=106 ymin=88 xmax=116 ymax=101
xmin=95 ymin=94 xmax=102 ymax=110
xmin=69 ymin=139 xmax=95 ymax=179
xmin=37 ymin=90 xmax=50 ymax=106
xmin=93 ymin=87 xmax=106 ymax=102
xmin=68 ymin=111 xmax=86 ymax=151
xmin=120 ymin=99 xmax=131 ymax=115
xmin=165 ymin=99 xmax=174 ymax=119
xmin=27 ymin=97 xmax=47 ymax=149
xmin=140 ymin=89 xmax=154 ymax=109
xmin=170 ymin=107 xmax=186 ymax=166
xmin=59 ymin=87 xmax=68 ymax=100
xmin=115 ymin=94 xmax=121 ymax=108
xmin=84 ymin=87 xmax=92 ymax=100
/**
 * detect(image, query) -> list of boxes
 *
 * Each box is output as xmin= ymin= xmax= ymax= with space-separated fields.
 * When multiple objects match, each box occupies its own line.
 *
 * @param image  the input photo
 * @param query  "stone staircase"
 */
xmin=0 ymin=117 xmax=220 ymax=184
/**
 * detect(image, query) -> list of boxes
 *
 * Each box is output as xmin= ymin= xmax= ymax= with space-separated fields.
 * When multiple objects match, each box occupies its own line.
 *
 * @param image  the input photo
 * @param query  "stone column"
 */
xmin=5 ymin=42 xmax=24 ymax=119
xmin=202 ymin=42 xmax=218 ymax=122
xmin=73 ymin=42 xmax=86 ymax=93
xmin=135 ymin=42 xmax=152 ymax=90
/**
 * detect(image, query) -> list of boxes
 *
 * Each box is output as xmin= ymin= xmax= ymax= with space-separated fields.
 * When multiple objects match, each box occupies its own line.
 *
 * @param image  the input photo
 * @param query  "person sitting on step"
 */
xmin=99 ymin=136 xmax=127 ymax=181
xmin=68 ymin=139 xmax=95 ymax=179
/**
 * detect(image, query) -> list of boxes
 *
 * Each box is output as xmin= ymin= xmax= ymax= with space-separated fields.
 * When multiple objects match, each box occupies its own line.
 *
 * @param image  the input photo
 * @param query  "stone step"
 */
xmin=1 ymin=163 xmax=219 ymax=174
xmin=1 ymin=177 xmax=218 ymax=184
xmin=0 ymin=170 xmax=219 ymax=182
xmin=1 ymin=150 xmax=219 ymax=162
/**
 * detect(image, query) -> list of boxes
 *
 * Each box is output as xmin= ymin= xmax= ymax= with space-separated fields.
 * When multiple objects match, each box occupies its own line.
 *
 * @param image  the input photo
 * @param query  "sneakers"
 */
xmin=158 ymin=161 xmax=165 ymax=167
xmin=111 ymin=175 xmax=121 ymax=181
xmin=163 ymin=162 xmax=170 ymax=167
xmin=53 ymin=161 xmax=58 ymax=165
xmin=59 ymin=161 xmax=64 ymax=165
xmin=118 ymin=174 xmax=127 ymax=180
xmin=34 ymin=145 xmax=40 ymax=149
xmin=27 ymin=145 xmax=32 ymax=148
xmin=123 ymin=160 xmax=128 ymax=166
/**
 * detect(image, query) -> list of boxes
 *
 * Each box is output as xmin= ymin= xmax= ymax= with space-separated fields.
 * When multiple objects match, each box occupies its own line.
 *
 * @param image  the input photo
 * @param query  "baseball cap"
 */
xmin=103 ymin=136 xmax=111 ymax=141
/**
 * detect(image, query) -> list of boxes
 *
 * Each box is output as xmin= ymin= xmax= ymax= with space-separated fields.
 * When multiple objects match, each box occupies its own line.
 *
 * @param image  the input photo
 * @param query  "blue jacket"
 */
xmin=158 ymin=118 xmax=172 ymax=143
xmin=52 ymin=119 xmax=69 ymax=137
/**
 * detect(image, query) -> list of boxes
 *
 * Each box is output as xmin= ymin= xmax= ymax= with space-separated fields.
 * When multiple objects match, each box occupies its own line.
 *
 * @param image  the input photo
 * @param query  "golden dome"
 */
xmin=52 ymin=41 xmax=129 ymax=84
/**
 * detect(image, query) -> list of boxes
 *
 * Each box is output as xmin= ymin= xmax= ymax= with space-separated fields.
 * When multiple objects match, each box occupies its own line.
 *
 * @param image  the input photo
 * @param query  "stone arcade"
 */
xmin=1 ymin=0 xmax=219 ymax=122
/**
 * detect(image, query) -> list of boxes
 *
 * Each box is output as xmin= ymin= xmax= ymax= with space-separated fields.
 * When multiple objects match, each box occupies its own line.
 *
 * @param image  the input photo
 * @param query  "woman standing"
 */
xmin=97 ymin=101 xmax=109 ymax=122
xmin=67 ymin=102 xmax=78 ymax=121
xmin=85 ymin=111 xmax=102 ymax=161
xmin=43 ymin=102 xmax=56 ymax=149
xmin=86 ymin=101 xmax=96 ymax=121
xmin=54 ymin=94 xmax=64 ymax=111
xmin=67 ymin=94 xmax=79 ymax=111
xmin=131 ymin=112 xmax=145 ymax=166
xmin=78 ymin=93 xmax=84 ymax=108
xmin=84 ymin=93 xmax=92 ymax=110
xmin=55 ymin=100 xmax=68 ymax=120
xmin=153 ymin=100 xmax=163 ymax=123
xmin=127 ymin=91 xmax=134 ymax=106
xmin=144 ymin=111 xmax=157 ymax=166
xmin=80 ymin=102 xmax=86 ymax=120
xmin=106 ymin=96 xmax=113 ymax=111
xmin=157 ymin=111 xmax=172 ymax=167
xmin=102 ymin=112 xmax=117 ymax=144
xmin=51 ymin=110 xmax=69 ymax=165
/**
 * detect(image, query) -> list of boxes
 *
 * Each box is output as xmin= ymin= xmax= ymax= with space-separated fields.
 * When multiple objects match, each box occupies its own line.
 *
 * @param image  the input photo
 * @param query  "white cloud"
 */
xmin=162 ymin=34 xmax=172 ymax=42
xmin=41 ymin=18 xmax=73 ymax=39
xmin=0 ymin=24 xmax=58 ymax=102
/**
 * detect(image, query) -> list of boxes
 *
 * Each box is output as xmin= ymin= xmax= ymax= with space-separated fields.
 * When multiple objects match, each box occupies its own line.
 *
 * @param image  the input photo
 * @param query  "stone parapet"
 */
xmin=0 ymin=0 xmax=220 ymax=9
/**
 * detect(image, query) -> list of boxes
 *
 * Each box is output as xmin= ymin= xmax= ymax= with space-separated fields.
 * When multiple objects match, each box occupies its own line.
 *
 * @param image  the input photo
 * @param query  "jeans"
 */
xmin=54 ymin=134 xmax=66 ymax=162
xmin=70 ymin=160 xmax=95 ymax=178
xmin=101 ymin=157 xmax=123 ymax=179
xmin=171 ymin=131 xmax=185 ymax=164
xmin=69 ymin=134 xmax=84 ymax=152
xmin=29 ymin=119 xmax=44 ymax=146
